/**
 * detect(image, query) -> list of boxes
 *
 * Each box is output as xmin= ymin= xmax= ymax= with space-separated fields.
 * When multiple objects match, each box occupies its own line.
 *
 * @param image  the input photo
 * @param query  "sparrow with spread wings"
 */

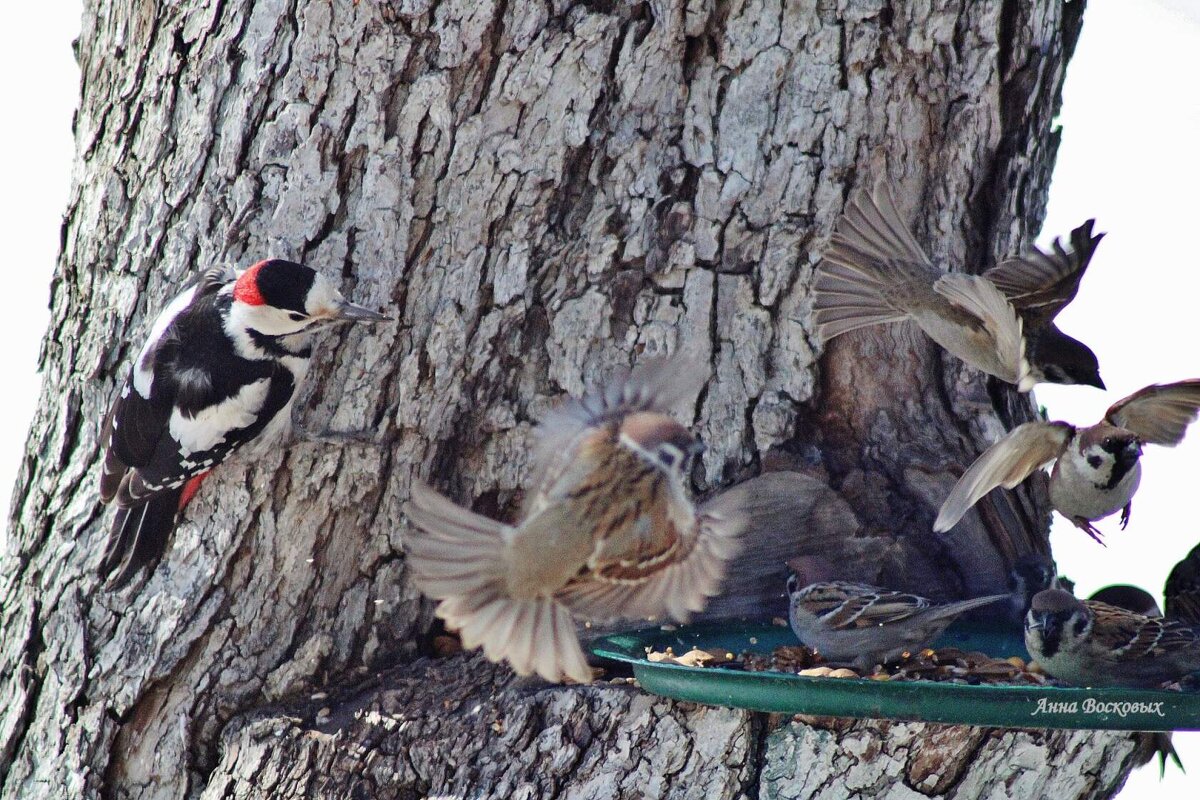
xmin=934 ymin=380 xmax=1200 ymax=541
xmin=813 ymin=179 xmax=1105 ymax=391
xmin=403 ymin=356 xmax=745 ymax=684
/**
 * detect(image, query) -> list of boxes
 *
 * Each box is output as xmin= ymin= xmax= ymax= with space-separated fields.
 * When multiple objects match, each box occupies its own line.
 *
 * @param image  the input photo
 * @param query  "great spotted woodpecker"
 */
xmin=98 ymin=259 xmax=389 ymax=586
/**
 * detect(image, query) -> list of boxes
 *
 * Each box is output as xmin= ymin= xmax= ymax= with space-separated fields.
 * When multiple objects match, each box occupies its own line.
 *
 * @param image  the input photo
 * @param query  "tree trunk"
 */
xmin=0 ymin=0 xmax=1148 ymax=798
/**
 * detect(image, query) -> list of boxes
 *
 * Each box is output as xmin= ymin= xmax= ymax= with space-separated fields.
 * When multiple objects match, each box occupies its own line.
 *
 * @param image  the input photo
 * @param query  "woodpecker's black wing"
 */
xmin=98 ymin=269 xmax=237 ymax=585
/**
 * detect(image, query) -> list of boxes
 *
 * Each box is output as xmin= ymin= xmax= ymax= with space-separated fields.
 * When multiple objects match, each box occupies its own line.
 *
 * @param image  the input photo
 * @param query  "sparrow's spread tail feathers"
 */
xmin=813 ymin=180 xmax=933 ymax=341
xmin=403 ymin=481 xmax=592 ymax=683
xmin=99 ymin=486 xmax=184 ymax=588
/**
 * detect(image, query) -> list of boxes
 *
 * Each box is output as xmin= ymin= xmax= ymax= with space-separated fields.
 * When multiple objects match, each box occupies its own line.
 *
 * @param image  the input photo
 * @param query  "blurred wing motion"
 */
xmin=985 ymin=219 xmax=1104 ymax=323
xmin=403 ymin=480 xmax=592 ymax=684
xmin=1105 ymin=379 xmax=1200 ymax=446
xmin=528 ymin=355 xmax=709 ymax=506
xmin=934 ymin=422 xmax=1074 ymax=532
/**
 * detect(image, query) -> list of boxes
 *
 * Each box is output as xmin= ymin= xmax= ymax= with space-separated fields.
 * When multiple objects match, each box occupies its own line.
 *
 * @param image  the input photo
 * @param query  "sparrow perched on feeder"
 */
xmin=934 ymin=379 xmax=1200 ymax=541
xmin=785 ymin=575 xmax=1007 ymax=671
xmin=812 ymin=179 xmax=1104 ymax=391
xmin=404 ymin=356 xmax=746 ymax=684
xmin=1086 ymin=585 xmax=1185 ymax=776
xmin=1166 ymin=542 xmax=1200 ymax=625
xmin=1006 ymin=552 xmax=1065 ymax=623
xmin=1025 ymin=589 xmax=1200 ymax=688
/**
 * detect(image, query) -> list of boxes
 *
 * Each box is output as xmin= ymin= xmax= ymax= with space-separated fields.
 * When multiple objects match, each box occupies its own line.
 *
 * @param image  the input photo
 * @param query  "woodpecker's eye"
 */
xmin=288 ymin=312 xmax=308 ymax=322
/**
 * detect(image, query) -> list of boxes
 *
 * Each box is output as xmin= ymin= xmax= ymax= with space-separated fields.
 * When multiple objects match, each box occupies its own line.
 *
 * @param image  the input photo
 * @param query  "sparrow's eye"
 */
xmin=656 ymin=444 xmax=681 ymax=469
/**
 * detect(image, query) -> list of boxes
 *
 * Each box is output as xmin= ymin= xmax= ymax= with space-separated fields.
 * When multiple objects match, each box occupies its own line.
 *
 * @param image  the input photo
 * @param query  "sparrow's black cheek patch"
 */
xmin=1087 ymin=455 xmax=1103 ymax=469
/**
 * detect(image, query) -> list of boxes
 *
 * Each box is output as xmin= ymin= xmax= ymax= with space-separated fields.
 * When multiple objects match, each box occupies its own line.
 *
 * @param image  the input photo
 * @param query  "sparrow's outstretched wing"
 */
xmin=985 ymin=219 xmax=1104 ymax=323
xmin=932 ymin=273 xmax=1034 ymax=391
xmin=1105 ymin=379 xmax=1200 ymax=446
xmin=528 ymin=355 xmax=708 ymax=506
xmin=934 ymin=421 xmax=1074 ymax=532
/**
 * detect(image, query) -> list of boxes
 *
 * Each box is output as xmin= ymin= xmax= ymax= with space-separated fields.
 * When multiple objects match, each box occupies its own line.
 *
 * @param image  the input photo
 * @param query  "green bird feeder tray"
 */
xmin=590 ymin=620 xmax=1200 ymax=732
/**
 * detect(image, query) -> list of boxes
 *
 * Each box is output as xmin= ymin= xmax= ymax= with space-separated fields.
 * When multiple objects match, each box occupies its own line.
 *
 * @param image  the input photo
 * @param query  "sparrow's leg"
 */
xmin=1071 ymin=517 xmax=1107 ymax=546
xmin=1120 ymin=502 xmax=1132 ymax=530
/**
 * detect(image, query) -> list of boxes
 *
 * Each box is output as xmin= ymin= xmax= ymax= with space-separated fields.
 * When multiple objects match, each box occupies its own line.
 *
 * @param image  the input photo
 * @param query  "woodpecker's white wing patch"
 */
xmin=168 ymin=378 xmax=271 ymax=453
xmin=133 ymin=285 xmax=198 ymax=398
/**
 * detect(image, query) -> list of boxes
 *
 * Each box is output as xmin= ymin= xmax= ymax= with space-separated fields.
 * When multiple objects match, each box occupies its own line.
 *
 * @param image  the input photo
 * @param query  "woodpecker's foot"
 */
xmin=1120 ymin=502 xmax=1132 ymax=530
xmin=1072 ymin=517 xmax=1106 ymax=546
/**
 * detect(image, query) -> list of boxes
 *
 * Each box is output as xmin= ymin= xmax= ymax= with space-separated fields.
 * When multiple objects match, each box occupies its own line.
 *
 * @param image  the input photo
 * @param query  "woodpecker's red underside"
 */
xmin=179 ymin=471 xmax=211 ymax=509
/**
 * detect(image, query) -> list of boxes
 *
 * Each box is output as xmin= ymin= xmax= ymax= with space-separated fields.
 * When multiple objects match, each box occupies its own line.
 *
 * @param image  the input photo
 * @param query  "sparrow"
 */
xmin=1086 ymin=583 xmax=1185 ymax=776
xmin=934 ymin=379 xmax=1200 ymax=541
xmin=98 ymin=260 xmax=389 ymax=586
xmin=1006 ymin=552 xmax=1064 ymax=624
xmin=1089 ymin=585 xmax=1162 ymax=618
xmin=812 ymin=179 xmax=1104 ymax=391
xmin=983 ymin=219 xmax=1105 ymax=389
xmin=1166 ymin=542 xmax=1200 ymax=625
xmin=403 ymin=356 xmax=745 ymax=684
xmin=1025 ymin=589 xmax=1200 ymax=688
xmin=786 ymin=574 xmax=1007 ymax=671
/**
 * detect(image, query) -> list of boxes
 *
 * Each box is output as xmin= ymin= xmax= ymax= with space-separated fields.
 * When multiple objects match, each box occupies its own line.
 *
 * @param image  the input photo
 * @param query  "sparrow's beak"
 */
xmin=333 ymin=299 xmax=391 ymax=323
xmin=1117 ymin=444 xmax=1142 ymax=471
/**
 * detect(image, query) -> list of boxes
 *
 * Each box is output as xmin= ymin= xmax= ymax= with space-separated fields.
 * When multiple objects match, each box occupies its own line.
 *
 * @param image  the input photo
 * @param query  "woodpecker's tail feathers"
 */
xmin=813 ymin=180 xmax=933 ymax=342
xmin=100 ymin=487 xmax=183 ymax=588
xmin=98 ymin=409 xmax=126 ymax=504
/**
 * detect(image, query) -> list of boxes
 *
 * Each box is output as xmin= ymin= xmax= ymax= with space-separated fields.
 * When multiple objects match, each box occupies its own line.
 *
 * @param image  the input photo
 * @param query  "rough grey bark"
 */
xmin=0 ymin=0 xmax=1147 ymax=798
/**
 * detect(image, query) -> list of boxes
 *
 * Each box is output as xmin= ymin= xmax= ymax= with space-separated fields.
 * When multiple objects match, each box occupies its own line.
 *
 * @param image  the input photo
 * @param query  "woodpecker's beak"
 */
xmin=332 ymin=299 xmax=391 ymax=323
xmin=1087 ymin=372 xmax=1106 ymax=391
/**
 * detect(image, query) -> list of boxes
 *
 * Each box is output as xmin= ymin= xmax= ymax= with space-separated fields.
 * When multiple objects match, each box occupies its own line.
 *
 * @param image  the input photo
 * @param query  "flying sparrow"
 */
xmin=1166 ymin=542 xmax=1200 ymax=626
xmin=403 ymin=356 xmax=745 ymax=684
xmin=1025 ymin=589 xmax=1200 ymax=688
xmin=983 ymin=219 xmax=1105 ymax=389
xmin=934 ymin=379 xmax=1200 ymax=541
xmin=786 ymin=575 xmax=1007 ymax=671
xmin=812 ymin=179 xmax=1103 ymax=391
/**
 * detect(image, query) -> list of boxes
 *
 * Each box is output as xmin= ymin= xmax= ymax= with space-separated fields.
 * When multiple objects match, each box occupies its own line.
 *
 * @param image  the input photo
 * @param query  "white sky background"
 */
xmin=0 ymin=0 xmax=1196 ymax=795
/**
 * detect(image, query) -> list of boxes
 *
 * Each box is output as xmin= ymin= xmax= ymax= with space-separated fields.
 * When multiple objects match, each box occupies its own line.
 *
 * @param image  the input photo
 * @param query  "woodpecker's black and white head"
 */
xmin=227 ymin=259 xmax=389 ymax=341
